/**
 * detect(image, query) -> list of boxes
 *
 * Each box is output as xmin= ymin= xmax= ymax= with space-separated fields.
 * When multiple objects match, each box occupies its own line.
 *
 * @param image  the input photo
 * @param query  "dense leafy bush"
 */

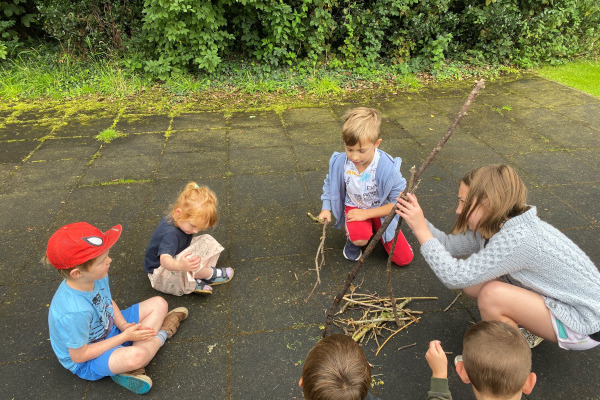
xmin=4 ymin=0 xmax=599 ymax=74
xmin=139 ymin=0 xmax=233 ymax=78
xmin=36 ymin=0 xmax=144 ymax=56
xmin=0 ymin=0 xmax=36 ymax=58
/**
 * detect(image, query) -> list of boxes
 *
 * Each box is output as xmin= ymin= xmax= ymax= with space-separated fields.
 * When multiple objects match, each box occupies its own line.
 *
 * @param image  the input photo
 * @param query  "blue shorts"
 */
xmin=73 ymin=304 xmax=140 ymax=381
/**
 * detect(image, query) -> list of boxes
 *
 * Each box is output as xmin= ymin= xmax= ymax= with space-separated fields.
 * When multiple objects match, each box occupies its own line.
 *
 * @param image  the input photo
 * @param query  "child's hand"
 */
xmin=317 ymin=210 xmax=331 ymax=224
xmin=179 ymin=252 xmax=202 ymax=272
xmin=396 ymin=193 xmax=433 ymax=244
xmin=346 ymin=208 xmax=368 ymax=222
xmin=119 ymin=322 xmax=136 ymax=331
xmin=123 ymin=324 xmax=157 ymax=342
xmin=426 ymin=340 xmax=448 ymax=379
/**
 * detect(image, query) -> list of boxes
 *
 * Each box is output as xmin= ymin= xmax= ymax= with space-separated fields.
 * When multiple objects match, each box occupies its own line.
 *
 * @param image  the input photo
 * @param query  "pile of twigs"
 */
xmin=333 ymin=290 xmax=437 ymax=355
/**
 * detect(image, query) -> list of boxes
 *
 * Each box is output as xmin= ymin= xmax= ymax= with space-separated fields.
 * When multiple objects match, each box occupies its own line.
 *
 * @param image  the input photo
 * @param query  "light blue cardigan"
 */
xmin=320 ymin=150 xmax=406 ymax=243
xmin=423 ymin=207 xmax=600 ymax=335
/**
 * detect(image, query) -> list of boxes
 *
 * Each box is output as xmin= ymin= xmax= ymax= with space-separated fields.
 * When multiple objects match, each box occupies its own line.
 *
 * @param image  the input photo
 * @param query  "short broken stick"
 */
xmin=443 ymin=292 xmax=462 ymax=312
xmin=323 ymin=79 xmax=486 ymax=337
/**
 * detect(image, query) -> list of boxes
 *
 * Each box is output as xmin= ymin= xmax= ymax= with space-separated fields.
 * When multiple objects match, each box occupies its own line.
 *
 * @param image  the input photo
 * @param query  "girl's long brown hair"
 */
xmin=452 ymin=165 xmax=528 ymax=239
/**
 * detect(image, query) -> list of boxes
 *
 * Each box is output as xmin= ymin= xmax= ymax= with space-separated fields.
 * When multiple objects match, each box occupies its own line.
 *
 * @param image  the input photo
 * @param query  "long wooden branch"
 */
xmin=323 ymin=79 xmax=486 ymax=337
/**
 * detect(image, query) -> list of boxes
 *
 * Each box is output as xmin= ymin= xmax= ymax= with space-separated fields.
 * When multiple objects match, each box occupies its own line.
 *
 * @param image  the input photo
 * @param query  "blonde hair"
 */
xmin=302 ymin=334 xmax=371 ymax=400
xmin=42 ymin=256 xmax=94 ymax=280
xmin=341 ymin=107 xmax=381 ymax=146
xmin=463 ymin=321 xmax=532 ymax=398
xmin=452 ymin=164 xmax=528 ymax=239
xmin=169 ymin=182 xmax=218 ymax=229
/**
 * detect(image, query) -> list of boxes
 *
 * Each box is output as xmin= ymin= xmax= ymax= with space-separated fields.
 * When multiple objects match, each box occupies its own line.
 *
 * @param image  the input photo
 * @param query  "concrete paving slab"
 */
xmin=115 ymin=114 xmax=171 ymax=134
xmin=171 ymin=112 xmax=227 ymax=131
xmin=1 ymin=74 xmax=599 ymax=399
xmin=81 ymin=154 xmax=160 ymax=184
xmin=282 ymin=107 xmax=337 ymax=127
xmin=230 ymin=125 xmax=289 ymax=149
xmin=168 ymin=129 xmax=228 ymax=152
xmin=157 ymin=150 xmax=229 ymax=180
xmin=230 ymin=327 xmax=321 ymax=400
xmin=26 ymin=136 xmax=100 ymax=162
xmin=230 ymin=172 xmax=308 ymax=209
xmin=98 ymin=132 xmax=166 ymax=158
xmin=52 ymin=116 xmax=116 ymax=138
xmin=0 ymin=121 xmax=53 ymax=141
xmin=285 ymin=122 xmax=342 ymax=147
xmin=0 ymin=190 xmax=65 ymax=231
xmin=0 ymin=228 xmax=49 ymax=284
xmin=0 ymin=139 xmax=39 ymax=163
xmin=229 ymin=206 xmax=317 ymax=260
xmin=552 ymin=103 xmax=600 ymax=128
xmin=229 ymin=146 xmax=297 ymax=175
xmin=0 ymin=158 xmax=88 ymax=194
xmin=0 ymin=358 xmax=88 ymax=398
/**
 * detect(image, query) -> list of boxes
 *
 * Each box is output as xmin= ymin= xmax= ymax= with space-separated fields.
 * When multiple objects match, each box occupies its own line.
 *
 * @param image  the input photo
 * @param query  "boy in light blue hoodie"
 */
xmin=318 ymin=107 xmax=413 ymax=266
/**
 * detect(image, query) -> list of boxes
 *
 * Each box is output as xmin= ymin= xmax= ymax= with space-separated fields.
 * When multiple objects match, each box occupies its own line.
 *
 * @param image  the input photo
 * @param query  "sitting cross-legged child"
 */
xmin=46 ymin=222 xmax=188 ymax=394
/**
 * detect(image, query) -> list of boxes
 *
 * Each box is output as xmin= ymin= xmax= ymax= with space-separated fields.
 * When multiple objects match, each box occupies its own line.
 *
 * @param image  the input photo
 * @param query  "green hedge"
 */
xmin=0 ymin=0 xmax=36 ymax=59
xmin=7 ymin=0 xmax=600 ymax=75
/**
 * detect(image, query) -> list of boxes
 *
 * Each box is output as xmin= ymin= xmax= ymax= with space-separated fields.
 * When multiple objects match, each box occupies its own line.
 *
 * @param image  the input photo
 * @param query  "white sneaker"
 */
xmin=519 ymin=327 xmax=544 ymax=348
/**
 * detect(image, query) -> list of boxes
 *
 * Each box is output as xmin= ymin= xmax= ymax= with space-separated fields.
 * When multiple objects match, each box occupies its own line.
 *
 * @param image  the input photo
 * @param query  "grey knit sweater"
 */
xmin=422 ymin=206 xmax=600 ymax=335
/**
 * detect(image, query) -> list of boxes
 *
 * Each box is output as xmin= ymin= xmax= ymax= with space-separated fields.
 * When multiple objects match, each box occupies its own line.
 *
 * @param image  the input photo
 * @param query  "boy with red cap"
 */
xmin=46 ymin=222 xmax=188 ymax=394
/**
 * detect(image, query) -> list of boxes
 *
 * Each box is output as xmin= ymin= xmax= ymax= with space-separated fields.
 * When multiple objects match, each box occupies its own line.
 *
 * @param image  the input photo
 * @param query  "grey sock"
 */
xmin=156 ymin=330 xmax=168 ymax=346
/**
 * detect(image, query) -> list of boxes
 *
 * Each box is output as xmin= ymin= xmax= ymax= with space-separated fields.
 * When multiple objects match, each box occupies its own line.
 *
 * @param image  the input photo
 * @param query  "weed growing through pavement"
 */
xmin=95 ymin=128 xmax=126 ymax=143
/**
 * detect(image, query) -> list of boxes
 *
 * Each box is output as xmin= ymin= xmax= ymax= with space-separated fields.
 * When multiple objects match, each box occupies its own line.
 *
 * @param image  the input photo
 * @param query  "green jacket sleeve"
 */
xmin=426 ymin=377 xmax=452 ymax=400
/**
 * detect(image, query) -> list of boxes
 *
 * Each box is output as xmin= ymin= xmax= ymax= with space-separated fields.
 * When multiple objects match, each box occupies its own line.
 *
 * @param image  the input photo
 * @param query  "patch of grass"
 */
xmin=535 ymin=60 xmax=600 ymax=98
xmin=0 ymin=47 xmax=510 ymax=106
xmin=95 ymin=128 xmax=126 ymax=143
xmin=308 ymin=76 xmax=342 ymax=96
xmin=0 ymin=49 xmax=152 ymax=99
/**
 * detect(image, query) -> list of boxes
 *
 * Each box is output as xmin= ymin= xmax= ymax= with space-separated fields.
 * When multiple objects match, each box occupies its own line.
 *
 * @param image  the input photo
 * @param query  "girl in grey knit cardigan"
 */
xmin=396 ymin=164 xmax=600 ymax=350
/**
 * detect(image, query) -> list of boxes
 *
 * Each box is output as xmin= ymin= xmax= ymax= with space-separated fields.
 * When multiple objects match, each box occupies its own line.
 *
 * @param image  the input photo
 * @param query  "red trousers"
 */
xmin=345 ymin=206 xmax=414 ymax=266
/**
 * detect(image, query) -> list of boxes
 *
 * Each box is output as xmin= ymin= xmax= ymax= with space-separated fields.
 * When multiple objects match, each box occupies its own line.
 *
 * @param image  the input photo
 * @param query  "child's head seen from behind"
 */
xmin=458 ymin=321 xmax=536 ymax=399
xmin=301 ymin=334 xmax=371 ymax=400
xmin=342 ymin=107 xmax=382 ymax=146
xmin=169 ymin=182 xmax=218 ymax=233
xmin=46 ymin=222 xmax=122 ymax=279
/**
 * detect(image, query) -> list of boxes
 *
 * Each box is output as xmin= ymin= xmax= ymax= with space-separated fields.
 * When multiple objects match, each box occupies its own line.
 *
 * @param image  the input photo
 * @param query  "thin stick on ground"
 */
xmin=397 ymin=342 xmax=417 ymax=351
xmin=306 ymin=220 xmax=327 ymax=302
xmin=443 ymin=292 xmax=462 ymax=312
xmin=375 ymin=317 xmax=420 ymax=355
xmin=323 ymin=79 xmax=486 ymax=337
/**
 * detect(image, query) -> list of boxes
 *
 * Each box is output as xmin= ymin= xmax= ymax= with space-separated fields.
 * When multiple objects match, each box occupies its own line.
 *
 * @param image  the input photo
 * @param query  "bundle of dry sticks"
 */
xmin=333 ymin=289 xmax=437 ymax=354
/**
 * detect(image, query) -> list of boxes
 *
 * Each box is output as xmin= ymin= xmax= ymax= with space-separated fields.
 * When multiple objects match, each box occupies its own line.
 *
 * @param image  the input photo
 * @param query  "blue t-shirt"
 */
xmin=144 ymin=217 xmax=192 ymax=273
xmin=48 ymin=276 xmax=114 ymax=372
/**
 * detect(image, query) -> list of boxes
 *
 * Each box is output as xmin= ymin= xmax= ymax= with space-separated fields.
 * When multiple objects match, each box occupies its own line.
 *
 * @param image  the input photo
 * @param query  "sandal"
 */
xmin=201 ymin=267 xmax=234 ymax=286
xmin=194 ymin=280 xmax=213 ymax=294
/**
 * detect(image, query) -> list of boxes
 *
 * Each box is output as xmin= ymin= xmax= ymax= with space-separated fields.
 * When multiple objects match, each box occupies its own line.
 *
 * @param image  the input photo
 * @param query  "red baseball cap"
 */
xmin=46 ymin=222 xmax=122 ymax=269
